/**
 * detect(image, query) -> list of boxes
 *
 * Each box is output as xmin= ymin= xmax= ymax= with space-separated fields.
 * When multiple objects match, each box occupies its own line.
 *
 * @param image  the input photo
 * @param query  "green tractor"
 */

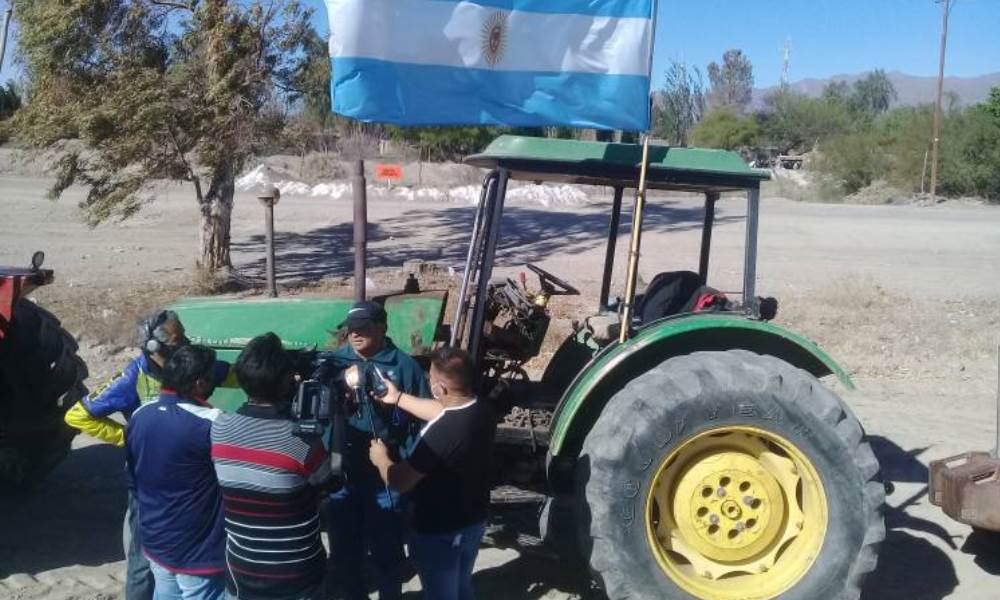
xmin=172 ymin=135 xmax=884 ymax=599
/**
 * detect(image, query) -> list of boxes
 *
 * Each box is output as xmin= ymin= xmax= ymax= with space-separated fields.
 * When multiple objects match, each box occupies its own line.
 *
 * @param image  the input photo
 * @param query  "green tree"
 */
xmin=813 ymin=101 xmax=1000 ymax=202
xmin=757 ymin=88 xmax=854 ymax=153
xmin=877 ymin=105 xmax=933 ymax=191
xmin=12 ymin=0 xmax=316 ymax=270
xmin=0 ymin=81 xmax=20 ymax=142
xmin=706 ymin=49 xmax=754 ymax=112
xmin=821 ymin=80 xmax=851 ymax=104
xmin=282 ymin=21 xmax=333 ymax=126
xmin=0 ymin=81 xmax=20 ymax=120
xmin=937 ymin=105 xmax=1000 ymax=201
xmin=690 ymin=107 xmax=760 ymax=151
xmin=987 ymin=86 xmax=1000 ymax=121
xmin=389 ymin=127 xmax=497 ymax=162
xmin=850 ymin=69 xmax=897 ymax=116
xmin=814 ymin=130 xmax=890 ymax=193
xmin=653 ymin=60 xmax=705 ymax=145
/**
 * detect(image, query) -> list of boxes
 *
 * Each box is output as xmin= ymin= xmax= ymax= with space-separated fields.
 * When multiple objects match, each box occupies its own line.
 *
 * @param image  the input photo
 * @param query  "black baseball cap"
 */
xmin=339 ymin=301 xmax=387 ymax=330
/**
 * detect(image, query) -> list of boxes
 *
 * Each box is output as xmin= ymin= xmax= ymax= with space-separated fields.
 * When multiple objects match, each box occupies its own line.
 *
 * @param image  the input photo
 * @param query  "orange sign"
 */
xmin=375 ymin=164 xmax=403 ymax=181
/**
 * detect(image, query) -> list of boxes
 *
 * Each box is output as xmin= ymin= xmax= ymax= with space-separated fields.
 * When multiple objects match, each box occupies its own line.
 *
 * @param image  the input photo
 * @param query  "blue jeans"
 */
xmin=148 ymin=561 xmax=224 ymax=600
xmin=124 ymin=489 xmax=155 ymax=600
xmin=409 ymin=522 xmax=486 ymax=600
xmin=326 ymin=482 xmax=405 ymax=600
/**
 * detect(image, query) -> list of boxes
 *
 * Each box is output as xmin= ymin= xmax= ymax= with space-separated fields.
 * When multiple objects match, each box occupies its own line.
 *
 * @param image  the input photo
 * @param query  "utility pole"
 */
xmin=0 ymin=6 xmax=12 ymax=71
xmin=929 ymin=0 xmax=952 ymax=203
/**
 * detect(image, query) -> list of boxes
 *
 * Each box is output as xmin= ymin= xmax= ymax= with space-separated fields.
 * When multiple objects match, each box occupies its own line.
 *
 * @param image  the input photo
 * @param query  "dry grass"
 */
xmin=529 ymin=279 xmax=1000 ymax=383
xmin=35 ymin=279 xmax=208 ymax=349
xmin=31 ymin=267 xmax=998 ymax=388
xmin=761 ymin=170 xmax=844 ymax=203
xmin=779 ymin=278 xmax=1000 ymax=381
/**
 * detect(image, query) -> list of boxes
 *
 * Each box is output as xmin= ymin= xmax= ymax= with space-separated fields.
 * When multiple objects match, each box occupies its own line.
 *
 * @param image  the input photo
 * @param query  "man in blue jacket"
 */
xmin=125 ymin=344 xmax=226 ymax=600
xmin=65 ymin=310 xmax=185 ymax=600
xmin=318 ymin=301 xmax=431 ymax=600
xmin=64 ymin=310 xmax=233 ymax=600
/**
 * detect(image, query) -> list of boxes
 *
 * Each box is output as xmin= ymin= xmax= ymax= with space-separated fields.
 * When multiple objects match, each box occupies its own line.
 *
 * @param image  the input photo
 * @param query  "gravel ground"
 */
xmin=2 ymin=169 xmax=1000 ymax=599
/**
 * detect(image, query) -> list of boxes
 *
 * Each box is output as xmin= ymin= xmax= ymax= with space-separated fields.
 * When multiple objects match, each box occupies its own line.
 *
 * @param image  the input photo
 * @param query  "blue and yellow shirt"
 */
xmin=65 ymin=353 xmax=234 ymax=447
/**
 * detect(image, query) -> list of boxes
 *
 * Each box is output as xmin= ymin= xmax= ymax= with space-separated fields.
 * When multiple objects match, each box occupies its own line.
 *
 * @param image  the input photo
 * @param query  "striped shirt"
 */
xmin=210 ymin=404 xmax=328 ymax=600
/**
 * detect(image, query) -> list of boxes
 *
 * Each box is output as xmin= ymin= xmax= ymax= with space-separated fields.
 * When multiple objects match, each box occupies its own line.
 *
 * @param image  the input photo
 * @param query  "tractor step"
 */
xmin=490 ymin=484 xmax=547 ymax=505
xmin=495 ymin=406 xmax=552 ymax=448
xmin=929 ymin=451 xmax=1000 ymax=531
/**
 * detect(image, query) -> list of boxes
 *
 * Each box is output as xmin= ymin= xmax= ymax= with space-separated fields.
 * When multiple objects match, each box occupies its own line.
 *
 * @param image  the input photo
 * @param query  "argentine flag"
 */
xmin=325 ymin=0 xmax=655 ymax=131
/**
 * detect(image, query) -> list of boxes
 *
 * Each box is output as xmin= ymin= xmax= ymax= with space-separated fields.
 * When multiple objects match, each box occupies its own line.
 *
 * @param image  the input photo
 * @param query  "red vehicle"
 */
xmin=0 ymin=252 xmax=86 ymax=488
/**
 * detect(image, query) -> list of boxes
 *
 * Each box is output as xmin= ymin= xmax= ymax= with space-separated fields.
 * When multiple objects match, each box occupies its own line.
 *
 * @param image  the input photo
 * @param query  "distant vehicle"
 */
xmin=777 ymin=155 xmax=805 ymax=169
xmin=748 ymin=147 xmax=807 ymax=170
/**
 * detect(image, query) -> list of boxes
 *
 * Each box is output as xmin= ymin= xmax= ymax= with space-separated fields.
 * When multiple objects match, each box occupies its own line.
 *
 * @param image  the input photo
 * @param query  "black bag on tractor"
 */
xmin=637 ymin=270 xmax=731 ymax=323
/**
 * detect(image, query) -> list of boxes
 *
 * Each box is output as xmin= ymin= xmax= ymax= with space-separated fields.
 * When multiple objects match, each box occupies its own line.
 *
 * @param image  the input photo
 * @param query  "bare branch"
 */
xmin=165 ymin=124 xmax=203 ymax=202
xmin=148 ymin=0 xmax=195 ymax=10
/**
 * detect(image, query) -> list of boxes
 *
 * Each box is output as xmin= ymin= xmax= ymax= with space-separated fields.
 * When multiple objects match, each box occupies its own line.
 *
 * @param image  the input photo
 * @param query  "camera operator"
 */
xmin=368 ymin=347 xmax=496 ymax=600
xmin=210 ymin=333 xmax=332 ymax=600
xmin=317 ymin=301 xmax=431 ymax=600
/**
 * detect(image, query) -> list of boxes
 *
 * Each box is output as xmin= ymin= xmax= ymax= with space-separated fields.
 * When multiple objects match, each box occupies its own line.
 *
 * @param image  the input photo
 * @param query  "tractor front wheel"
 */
xmin=574 ymin=350 xmax=884 ymax=599
xmin=0 ymin=299 xmax=86 ymax=489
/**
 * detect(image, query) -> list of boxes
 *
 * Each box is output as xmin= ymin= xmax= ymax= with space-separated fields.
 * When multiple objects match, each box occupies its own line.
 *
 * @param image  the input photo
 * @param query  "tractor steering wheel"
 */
xmin=526 ymin=263 xmax=580 ymax=296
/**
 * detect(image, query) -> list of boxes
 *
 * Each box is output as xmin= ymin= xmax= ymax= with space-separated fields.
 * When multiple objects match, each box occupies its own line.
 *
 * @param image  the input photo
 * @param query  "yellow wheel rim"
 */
xmin=645 ymin=426 xmax=828 ymax=599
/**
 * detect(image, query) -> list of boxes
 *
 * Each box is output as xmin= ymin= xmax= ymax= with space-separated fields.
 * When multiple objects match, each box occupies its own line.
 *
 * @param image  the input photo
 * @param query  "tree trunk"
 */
xmin=199 ymin=161 xmax=235 ymax=271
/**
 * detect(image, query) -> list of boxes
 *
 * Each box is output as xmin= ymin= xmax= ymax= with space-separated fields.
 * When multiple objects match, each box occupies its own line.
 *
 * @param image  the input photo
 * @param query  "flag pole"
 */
xmin=618 ymin=133 xmax=651 ymax=344
xmin=617 ymin=0 xmax=658 ymax=344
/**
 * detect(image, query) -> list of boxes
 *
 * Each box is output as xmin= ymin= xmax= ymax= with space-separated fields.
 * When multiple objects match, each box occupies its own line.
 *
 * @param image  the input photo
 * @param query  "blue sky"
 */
xmin=1 ymin=0 xmax=998 ymax=87
xmin=301 ymin=0 xmax=999 ymax=88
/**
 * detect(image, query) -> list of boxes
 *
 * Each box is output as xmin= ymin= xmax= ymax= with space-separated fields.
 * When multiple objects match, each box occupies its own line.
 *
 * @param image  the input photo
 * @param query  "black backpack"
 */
xmin=637 ymin=271 xmax=729 ymax=323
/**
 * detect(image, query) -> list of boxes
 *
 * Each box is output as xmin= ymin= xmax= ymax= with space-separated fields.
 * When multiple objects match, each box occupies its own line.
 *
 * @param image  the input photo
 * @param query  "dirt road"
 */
xmin=2 ymin=173 xmax=1000 ymax=599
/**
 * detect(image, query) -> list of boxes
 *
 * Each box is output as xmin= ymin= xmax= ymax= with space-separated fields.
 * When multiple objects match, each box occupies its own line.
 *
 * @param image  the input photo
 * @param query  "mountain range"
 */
xmin=752 ymin=70 xmax=1000 ymax=108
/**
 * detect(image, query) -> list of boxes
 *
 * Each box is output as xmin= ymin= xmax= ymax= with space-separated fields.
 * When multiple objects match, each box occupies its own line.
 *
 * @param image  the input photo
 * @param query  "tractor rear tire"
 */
xmin=0 ymin=299 xmax=86 ymax=490
xmin=574 ymin=350 xmax=884 ymax=600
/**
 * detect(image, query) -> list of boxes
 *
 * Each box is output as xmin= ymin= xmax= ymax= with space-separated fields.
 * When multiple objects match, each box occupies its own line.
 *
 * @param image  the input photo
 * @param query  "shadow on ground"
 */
xmin=0 ymin=442 xmax=127 ymax=576
xmin=469 ymin=553 xmax=604 ymax=600
xmin=862 ymin=436 xmax=960 ymax=599
xmin=960 ymin=528 xmax=1000 ymax=576
xmin=232 ymin=201 xmax=741 ymax=283
xmin=403 ymin=503 xmax=601 ymax=600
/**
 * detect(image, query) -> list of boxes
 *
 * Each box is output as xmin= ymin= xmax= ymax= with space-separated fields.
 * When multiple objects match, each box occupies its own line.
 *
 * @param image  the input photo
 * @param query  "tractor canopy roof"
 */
xmin=466 ymin=135 xmax=770 ymax=194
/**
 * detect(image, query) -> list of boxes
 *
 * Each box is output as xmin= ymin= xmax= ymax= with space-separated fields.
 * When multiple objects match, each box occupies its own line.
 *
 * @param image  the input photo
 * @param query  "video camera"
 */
xmin=291 ymin=379 xmax=333 ymax=437
xmin=290 ymin=359 xmax=391 ymax=438
xmin=290 ymin=358 xmax=396 ymax=504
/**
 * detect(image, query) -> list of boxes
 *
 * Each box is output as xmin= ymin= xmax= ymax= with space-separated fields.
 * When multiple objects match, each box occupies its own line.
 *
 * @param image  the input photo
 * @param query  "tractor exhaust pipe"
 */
xmin=352 ymin=160 xmax=367 ymax=302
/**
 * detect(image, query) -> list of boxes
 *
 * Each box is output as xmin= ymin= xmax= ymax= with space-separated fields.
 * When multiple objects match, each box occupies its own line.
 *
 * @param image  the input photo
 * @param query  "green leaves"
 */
xmin=653 ymin=61 xmax=705 ymax=146
xmin=987 ymin=86 xmax=1000 ymax=121
xmin=12 ymin=0 xmax=316 ymax=221
xmin=706 ymin=49 xmax=754 ymax=112
xmin=813 ymin=101 xmax=1000 ymax=201
xmin=689 ymin=108 xmax=760 ymax=152
xmin=0 ymin=81 xmax=20 ymax=117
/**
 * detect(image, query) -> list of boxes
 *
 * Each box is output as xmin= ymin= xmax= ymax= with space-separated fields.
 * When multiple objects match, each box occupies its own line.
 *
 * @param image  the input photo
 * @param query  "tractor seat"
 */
xmin=636 ymin=270 xmax=713 ymax=324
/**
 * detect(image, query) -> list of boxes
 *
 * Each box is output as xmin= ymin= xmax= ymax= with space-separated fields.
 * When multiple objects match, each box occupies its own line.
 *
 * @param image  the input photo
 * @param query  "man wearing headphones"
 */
xmin=64 ymin=310 xmax=233 ymax=600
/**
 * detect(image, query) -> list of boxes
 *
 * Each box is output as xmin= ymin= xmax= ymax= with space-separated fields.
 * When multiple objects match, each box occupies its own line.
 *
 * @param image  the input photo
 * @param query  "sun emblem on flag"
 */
xmin=481 ymin=11 xmax=508 ymax=67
